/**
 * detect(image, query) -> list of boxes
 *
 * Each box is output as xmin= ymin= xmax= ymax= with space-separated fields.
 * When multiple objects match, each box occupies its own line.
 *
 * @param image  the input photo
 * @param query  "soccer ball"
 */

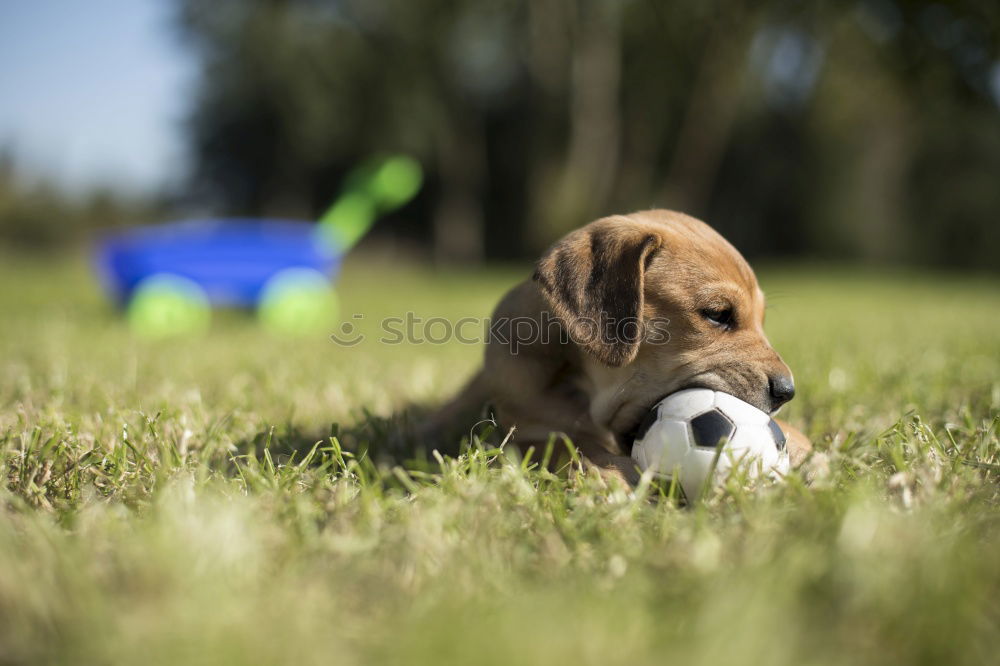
xmin=630 ymin=388 xmax=789 ymax=499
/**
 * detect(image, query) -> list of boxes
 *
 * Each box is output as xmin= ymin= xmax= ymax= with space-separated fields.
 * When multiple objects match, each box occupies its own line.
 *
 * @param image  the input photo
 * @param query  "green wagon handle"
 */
xmin=315 ymin=155 xmax=423 ymax=252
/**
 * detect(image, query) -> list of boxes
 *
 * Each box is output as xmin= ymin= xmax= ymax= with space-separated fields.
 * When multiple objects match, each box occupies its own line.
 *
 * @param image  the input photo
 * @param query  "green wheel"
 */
xmin=127 ymin=274 xmax=211 ymax=338
xmin=257 ymin=268 xmax=338 ymax=336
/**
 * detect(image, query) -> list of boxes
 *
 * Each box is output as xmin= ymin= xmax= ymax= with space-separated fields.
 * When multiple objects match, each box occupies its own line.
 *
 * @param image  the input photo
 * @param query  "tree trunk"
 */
xmin=661 ymin=4 xmax=755 ymax=216
xmin=432 ymin=112 xmax=485 ymax=264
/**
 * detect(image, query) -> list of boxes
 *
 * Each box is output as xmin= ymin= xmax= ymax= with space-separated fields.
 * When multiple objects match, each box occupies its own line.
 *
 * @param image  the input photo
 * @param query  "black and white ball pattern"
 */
xmin=631 ymin=389 xmax=789 ymax=498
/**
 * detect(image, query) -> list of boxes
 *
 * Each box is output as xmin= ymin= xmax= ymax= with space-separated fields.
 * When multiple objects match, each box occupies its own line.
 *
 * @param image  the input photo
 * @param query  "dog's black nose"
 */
xmin=768 ymin=374 xmax=796 ymax=410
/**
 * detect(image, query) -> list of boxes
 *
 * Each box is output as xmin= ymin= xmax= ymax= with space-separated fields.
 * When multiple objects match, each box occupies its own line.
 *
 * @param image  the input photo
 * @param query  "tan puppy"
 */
xmin=423 ymin=209 xmax=810 ymax=483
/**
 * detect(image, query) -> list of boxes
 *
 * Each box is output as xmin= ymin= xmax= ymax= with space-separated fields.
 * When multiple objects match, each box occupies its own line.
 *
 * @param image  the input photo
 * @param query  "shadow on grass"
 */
xmin=236 ymin=400 xmax=503 ymax=472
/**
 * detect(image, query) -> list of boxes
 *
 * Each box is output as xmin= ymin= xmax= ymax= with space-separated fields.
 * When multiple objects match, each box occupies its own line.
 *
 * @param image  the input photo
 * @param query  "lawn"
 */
xmin=1 ymin=251 xmax=998 ymax=665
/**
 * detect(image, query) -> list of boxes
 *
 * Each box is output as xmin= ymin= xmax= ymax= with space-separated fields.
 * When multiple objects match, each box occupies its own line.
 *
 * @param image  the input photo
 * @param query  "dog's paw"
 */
xmin=584 ymin=453 xmax=641 ymax=488
xmin=776 ymin=419 xmax=812 ymax=467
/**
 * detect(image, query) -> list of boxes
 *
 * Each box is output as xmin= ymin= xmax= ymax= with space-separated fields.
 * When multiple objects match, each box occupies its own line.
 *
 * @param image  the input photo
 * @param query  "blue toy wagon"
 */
xmin=94 ymin=156 xmax=422 ymax=336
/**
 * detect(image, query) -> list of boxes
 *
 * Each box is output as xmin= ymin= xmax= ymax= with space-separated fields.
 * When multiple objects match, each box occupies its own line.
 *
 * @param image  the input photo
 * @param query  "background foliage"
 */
xmin=2 ymin=0 xmax=998 ymax=270
xmin=174 ymin=0 xmax=1000 ymax=267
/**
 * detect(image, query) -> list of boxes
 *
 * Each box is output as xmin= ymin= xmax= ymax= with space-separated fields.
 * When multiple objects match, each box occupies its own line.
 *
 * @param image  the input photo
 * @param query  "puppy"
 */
xmin=422 ymin=209 xmax=810 ymax=484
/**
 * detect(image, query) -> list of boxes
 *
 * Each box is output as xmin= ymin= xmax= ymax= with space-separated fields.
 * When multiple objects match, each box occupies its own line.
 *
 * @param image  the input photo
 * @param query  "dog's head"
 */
xmin=533 ymin=209 xmax=795 ymax=449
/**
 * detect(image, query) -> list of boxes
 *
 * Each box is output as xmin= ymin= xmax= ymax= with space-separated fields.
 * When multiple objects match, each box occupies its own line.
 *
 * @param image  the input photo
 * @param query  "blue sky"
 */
xmin=0 ymin=0 xmax=193 ymax=193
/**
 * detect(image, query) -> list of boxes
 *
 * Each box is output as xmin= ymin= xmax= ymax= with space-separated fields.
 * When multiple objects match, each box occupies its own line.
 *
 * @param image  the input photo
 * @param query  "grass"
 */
xmin=1 ymin=250 xmax=998 ymax=665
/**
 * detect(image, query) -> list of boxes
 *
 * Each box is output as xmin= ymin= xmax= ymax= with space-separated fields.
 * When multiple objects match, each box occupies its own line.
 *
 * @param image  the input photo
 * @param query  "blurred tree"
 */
xmin=171 ymin=0 xmax=1000 ymax=270
xmin=0 ymin=148 xmax=165 ymax=248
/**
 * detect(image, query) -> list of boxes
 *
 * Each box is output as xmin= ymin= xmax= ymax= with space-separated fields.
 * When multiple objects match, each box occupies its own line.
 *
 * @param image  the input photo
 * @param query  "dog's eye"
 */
xmin=700 ymin=307 xmax=735 ymax=329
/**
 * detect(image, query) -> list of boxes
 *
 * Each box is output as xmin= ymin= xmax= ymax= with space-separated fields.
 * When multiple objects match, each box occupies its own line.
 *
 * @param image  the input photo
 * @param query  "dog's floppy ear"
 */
xmin=533 ymin=217 xmax=662 ymax=367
